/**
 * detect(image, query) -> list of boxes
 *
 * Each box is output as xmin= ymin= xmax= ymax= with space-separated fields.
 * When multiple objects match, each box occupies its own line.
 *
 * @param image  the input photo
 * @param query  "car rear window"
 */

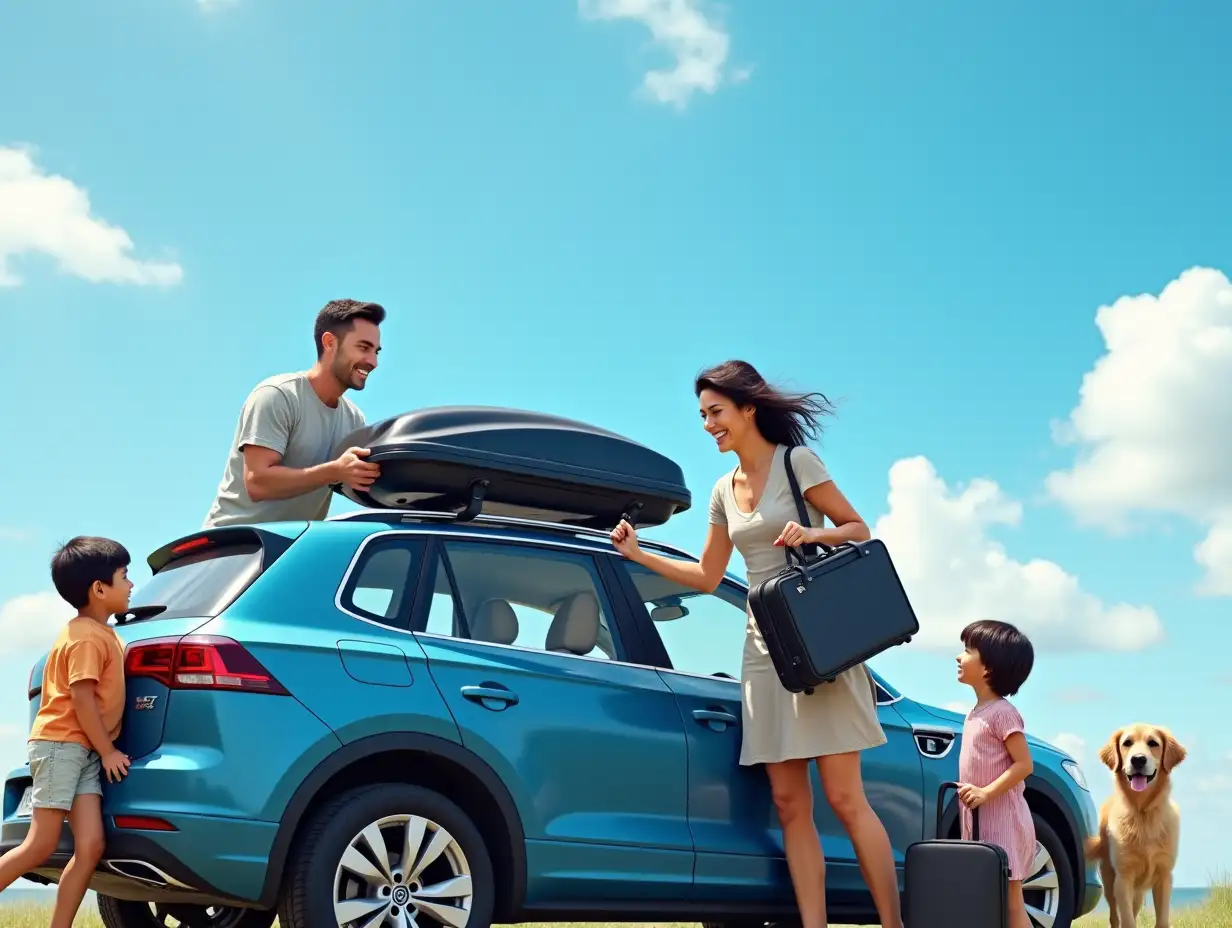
xmin=129 ymin=542 xmax=263 ymax=621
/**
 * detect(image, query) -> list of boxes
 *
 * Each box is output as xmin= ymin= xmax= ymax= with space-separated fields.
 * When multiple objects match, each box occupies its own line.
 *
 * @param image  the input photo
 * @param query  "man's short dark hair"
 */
xmin=960 ymin=619 xmax=1035 ymax=697
xmin=51 ymin=536 xmax=131 ymax=609
xmin=314 ymin=299 xmax=386 ymax=358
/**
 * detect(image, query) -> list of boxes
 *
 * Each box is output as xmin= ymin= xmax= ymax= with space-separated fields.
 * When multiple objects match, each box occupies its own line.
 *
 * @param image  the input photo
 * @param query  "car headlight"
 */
xmin=1061 ymin=759 xmax=1088 ymax=791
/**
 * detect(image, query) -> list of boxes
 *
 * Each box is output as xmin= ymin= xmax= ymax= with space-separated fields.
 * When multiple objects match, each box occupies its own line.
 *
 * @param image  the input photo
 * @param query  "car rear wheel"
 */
xmin=277 ymin=782 xmax=494 ymax=928
xmin=96 ymin=895 xmax=276 ymax=928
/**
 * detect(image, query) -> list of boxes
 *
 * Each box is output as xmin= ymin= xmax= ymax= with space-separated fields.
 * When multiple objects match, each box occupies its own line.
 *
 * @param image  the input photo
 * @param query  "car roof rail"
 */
xmin=325 ymin=508 xmax=703 ymax=562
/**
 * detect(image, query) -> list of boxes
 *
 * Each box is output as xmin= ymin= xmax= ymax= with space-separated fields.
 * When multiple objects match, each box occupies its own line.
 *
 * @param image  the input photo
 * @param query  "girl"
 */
xmin=609 ymin=360 xmax=903 ymax=928
xmin=955 ymin=619 xmax=1038 ymax=928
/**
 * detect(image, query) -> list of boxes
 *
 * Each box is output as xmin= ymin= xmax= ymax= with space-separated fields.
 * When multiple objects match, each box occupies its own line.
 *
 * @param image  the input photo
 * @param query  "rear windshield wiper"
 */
xmin=114 ymin=605 xmax=168 ymax=625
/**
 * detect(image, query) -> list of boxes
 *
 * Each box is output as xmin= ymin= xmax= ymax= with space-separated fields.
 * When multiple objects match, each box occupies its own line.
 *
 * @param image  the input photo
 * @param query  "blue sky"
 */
xmin=2 ymin=0 xmax=1231 ymax=890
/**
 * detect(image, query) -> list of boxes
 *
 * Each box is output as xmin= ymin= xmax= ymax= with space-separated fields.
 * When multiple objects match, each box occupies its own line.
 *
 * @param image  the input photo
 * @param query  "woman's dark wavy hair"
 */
xmin=694 ymin=360 xmax=837 ymax=448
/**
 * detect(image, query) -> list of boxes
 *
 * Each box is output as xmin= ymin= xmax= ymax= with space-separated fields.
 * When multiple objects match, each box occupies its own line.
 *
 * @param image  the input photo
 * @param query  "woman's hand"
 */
xmin=610 ymin=519 xmax=641 ymax=560
xmin=773 ymin=520 xmax=815 ymax=548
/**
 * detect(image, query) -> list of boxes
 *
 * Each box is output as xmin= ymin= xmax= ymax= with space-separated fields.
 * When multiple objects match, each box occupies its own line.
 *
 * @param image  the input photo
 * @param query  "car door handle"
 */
xmin=460 ymin=685 xmax=519 ymax=709
xmin=693 ymin=708 xmax=738 ymax=730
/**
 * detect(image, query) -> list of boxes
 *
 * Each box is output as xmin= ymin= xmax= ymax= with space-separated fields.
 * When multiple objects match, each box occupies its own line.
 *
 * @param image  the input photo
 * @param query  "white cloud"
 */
xmin=0 ymin=591 xmax=69 ymax=658
xmin=874 ymin=456 xmax=1163 ymax=652
xmin=0 ymin=527 xmax=30 ymax=543
xmin=197 ymin=0 xmax=237 ymax=9
xmin=0 ymin=145 xmax=182 ymax=288
xmin=579 ymin=0 xmax=744 ymax=108
xmin=1046 ymin=267 xmax=1232 ymax=595
xmin=1050 ymin=732 xmax=1086 ymax=761
xmin=944 ymin=700 xmax=971 ymax=715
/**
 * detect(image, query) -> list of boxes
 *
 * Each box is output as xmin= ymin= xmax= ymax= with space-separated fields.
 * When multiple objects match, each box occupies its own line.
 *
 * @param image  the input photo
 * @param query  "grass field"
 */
xmin=5 ymin=884 xmax=1229 ymax=928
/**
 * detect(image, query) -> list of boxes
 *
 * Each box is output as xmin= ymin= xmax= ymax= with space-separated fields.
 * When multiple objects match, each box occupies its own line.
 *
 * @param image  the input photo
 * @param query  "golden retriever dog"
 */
xmin=1085 ymin=724 xmax=1186 ymax=928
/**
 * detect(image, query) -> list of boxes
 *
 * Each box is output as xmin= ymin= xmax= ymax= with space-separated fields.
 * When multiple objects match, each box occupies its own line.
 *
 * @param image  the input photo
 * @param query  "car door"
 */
xmin=610 ymin=559 xmax=924 ymax=905
xmin=412 ymin=535 xmax=694 ymax=905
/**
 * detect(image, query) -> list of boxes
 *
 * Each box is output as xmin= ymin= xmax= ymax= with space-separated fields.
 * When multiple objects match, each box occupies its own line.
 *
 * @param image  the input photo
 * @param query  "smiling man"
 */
xmin=203 ymin=299 xmax=386 ymax=528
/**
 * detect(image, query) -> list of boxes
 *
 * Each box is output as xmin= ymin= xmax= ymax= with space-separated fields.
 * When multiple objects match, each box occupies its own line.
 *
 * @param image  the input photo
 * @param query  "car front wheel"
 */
xmin=96 ymin=896 xmax=276 ymax=928
xmin=1023 ymin=813 xmax=1076 ymax=928
xmin=278 ymin=782 xmax=494 ymax=928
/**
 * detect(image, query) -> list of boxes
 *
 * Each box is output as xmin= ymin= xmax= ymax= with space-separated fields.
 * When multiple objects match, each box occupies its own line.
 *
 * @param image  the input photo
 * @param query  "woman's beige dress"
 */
xmin=709 ymin=443 xmax=886 ymax=766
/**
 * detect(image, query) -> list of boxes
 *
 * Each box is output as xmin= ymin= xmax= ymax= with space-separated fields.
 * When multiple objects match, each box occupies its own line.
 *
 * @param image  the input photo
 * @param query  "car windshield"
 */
xmin=129 ymin=543 xmax=263 ymax=621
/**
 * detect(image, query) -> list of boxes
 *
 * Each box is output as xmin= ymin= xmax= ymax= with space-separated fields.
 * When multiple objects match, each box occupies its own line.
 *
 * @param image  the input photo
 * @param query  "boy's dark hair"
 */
xmin=961 ymin=619 xmax=1035 ymax=697
xmin=51 ymin=536 xmax=131 ymax=609
xmin=314 ymin=299 xmax=386 ymax=358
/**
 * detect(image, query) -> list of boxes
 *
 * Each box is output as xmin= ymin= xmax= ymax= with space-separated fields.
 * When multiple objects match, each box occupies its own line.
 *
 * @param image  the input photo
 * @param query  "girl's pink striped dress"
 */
xmin=957 ymin=698 xmax=1037 ymax=880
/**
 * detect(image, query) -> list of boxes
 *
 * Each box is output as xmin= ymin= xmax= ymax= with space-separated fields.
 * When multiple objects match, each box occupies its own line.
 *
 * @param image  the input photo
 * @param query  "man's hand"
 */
xmin=333 ymin=447 xmax=381 ymax=491
xmin=957 ymin=782 xmax=989 ymax=809
xmin=102 ymin=749 xmax=130 ymax=783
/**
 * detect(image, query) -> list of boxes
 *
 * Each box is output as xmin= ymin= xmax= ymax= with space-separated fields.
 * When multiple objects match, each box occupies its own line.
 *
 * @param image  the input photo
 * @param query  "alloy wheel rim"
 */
xmin=333 ymin=813 xmax=473 ymax=928
xmin=1022 ymin=840 xmax=1062 ymax=928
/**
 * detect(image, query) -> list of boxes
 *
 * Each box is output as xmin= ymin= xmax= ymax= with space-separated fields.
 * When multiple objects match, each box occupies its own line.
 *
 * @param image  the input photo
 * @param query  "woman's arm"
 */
xmin=775 ymin=479 xmax=872 ymax=548
xmin=612 ymin=521 xmax=734 ymax=594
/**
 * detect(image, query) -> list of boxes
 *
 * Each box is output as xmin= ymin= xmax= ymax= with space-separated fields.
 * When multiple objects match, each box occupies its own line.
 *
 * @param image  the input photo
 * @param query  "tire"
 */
xmin=277 ymin=782 xmax=495 ymax=928
xmin=1024 ymin=813 xmax=1077 ymax=928
xmin=97 ymin=895 xmax=276 ymax=928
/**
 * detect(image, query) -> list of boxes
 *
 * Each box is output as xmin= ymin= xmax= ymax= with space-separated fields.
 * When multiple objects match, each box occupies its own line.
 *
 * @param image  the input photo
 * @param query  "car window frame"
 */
xmin=410 ymin=536 xmax=643 ymax=666
xmin=603 ymin=553 xmax=749 ymax=677
xmin=336 ymin=534 xmax=429 ymax=632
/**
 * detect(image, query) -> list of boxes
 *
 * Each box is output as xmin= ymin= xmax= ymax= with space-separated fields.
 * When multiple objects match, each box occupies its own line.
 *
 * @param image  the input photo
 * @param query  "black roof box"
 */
xmin=333 ymin=406 xmax=691 ymax=530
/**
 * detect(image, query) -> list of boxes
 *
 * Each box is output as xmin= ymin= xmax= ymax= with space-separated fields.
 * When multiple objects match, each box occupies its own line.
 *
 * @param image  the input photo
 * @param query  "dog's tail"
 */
xmin=1085 ymin=833 xmax=1103 ymax=859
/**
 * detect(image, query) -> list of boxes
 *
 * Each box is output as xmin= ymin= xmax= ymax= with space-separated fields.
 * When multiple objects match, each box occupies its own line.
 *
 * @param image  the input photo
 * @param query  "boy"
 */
xmin=0 ymin=536 xmax=133 ymax=928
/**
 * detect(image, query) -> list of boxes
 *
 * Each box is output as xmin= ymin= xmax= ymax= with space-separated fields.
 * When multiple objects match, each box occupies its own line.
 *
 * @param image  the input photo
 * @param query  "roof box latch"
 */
xmin=455 ymin=478 xmax=491 ymax=522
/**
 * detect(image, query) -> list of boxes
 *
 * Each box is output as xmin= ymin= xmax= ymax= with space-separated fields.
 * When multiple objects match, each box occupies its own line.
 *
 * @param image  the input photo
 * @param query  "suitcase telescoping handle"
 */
xmin=937 ymin=781 xmax=980 ymax=842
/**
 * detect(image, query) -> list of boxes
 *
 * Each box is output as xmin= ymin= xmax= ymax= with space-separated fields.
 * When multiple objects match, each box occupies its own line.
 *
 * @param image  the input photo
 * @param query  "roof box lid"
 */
xmin=333 ymin=406 xmax=691 ymax=529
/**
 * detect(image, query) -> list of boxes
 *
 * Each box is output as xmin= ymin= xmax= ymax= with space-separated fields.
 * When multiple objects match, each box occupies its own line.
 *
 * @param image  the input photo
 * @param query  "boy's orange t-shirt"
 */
xmin=29 ymin=617 xmax=126 ymax=749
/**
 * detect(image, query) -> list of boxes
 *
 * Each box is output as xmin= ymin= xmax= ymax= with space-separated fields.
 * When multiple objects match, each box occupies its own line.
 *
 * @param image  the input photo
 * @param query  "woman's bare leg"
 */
xmin=817 ymin=752 xmax=903 ymax=928
xmin=766 ymin=759 xmax=827 ymax=928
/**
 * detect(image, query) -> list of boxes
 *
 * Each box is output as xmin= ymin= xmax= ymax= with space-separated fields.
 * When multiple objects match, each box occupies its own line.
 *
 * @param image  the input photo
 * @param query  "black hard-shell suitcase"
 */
xmin=746 ymin=446 xmax=919 ymax=694
xmin=333 ymin=406 xmax=691 ymax=530
xmin=904 ymin=781 xmax=1010 ymax=927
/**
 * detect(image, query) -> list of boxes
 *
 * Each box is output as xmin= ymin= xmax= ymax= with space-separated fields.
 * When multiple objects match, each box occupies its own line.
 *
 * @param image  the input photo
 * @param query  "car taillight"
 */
xmin=124 ymin=636 xmax=289 ymax=695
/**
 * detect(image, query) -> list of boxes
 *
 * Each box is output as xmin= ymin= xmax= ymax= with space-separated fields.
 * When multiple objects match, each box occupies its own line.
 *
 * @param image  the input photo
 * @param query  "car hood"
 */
xmin=916 ymin=703 xmax=1069 ymax=758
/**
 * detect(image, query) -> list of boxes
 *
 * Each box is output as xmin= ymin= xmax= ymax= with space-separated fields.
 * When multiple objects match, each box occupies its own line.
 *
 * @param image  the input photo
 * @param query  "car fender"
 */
xmin=258 ymin=731 xmax=527 ymax=915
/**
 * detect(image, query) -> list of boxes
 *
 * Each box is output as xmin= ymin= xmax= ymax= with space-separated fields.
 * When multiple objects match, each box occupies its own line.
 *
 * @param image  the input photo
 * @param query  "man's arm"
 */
xmin=243 ymin=445 xmax=339 ymax=502
xmin=236 ymin=386 xmax=379 ymax=501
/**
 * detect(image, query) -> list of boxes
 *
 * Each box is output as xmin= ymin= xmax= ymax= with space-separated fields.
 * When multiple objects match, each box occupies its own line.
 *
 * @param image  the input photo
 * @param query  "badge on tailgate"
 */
xmin=133 ymin=695 xmax=158 ymax=711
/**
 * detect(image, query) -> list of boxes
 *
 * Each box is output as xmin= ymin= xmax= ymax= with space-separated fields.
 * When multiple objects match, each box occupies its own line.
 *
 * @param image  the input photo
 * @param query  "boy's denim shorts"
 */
xmin=27 ymin=740 xmax=102 ymax=811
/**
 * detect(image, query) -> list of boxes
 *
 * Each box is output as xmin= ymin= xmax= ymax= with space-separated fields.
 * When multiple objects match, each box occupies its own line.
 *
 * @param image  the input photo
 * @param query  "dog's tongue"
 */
xmin=1130 ymin=774 xmax=1149 ymax=792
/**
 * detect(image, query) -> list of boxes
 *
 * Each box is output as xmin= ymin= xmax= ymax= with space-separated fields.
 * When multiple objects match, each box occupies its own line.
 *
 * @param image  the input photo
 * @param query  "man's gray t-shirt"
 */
xmin=203 ymin=372 xmax=366 ymax=528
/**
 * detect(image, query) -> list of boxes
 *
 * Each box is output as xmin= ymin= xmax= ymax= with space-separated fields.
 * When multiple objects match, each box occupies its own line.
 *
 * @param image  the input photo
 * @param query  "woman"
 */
xmin=609 ymin=360 xmax=903 ymax=928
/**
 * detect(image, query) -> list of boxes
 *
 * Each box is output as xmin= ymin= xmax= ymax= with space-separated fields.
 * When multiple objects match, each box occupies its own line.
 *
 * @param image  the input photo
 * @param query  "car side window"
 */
xmin=422 ymin=540 xmax=623 ymax=662
xmin=339 ymin=537 xmax=422 ymax=628
xmin=621 ymin=561 xmax=747 ymax=680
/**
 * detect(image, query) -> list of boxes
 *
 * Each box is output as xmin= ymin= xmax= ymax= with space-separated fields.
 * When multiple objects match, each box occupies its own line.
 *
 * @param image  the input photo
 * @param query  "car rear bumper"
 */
xmin=0 ymin=810 xmax=277 ymax=908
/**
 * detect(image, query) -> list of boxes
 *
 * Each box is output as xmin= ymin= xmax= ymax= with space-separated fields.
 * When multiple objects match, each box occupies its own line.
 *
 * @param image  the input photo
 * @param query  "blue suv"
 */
xmin=2 ymin=510 xmax=1100 ymax=928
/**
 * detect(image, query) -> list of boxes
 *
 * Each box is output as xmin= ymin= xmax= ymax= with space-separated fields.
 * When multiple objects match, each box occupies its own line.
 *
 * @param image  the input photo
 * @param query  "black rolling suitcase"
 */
xmin=746 ymin=446 xmax=919 ymax=694
xmin=904 ymin=781 xmax=1009 ymax=927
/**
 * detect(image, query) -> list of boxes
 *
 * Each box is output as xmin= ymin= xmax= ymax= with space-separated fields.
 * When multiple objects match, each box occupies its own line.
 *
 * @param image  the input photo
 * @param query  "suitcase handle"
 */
xmin=937 ymin=781 xmax=980 ymax=842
